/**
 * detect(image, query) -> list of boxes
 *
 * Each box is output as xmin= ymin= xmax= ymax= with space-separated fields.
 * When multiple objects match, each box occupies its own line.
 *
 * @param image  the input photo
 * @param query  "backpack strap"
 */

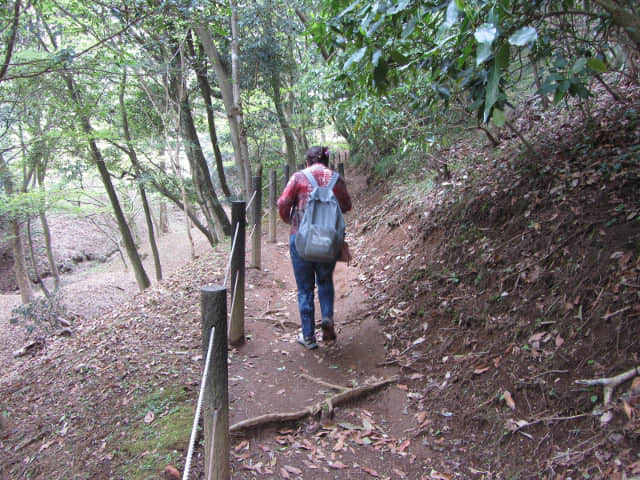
xmin=327 ymin=172 xmax=340 ymax=190
xmin=302 ymin=168 xmax=339 ymax=190
xmin=302 ymin=169 xmax=319 ymax=189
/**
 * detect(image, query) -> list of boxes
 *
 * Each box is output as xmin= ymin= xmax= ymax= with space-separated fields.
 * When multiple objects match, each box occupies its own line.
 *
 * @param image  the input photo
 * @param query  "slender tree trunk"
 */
xmin=194 ymin=22 xmax=252 ymax=199
xmin=120 ymin=71 xmax=162 ymax=281
xmin=170 ymin=141 xmax=197 ymax=260
xmin=8 ymin=218 xmax=34 ymax=303
xmin=229 ymin=0 xmax=252 ymax=196
xmin=1 ymin=158 xmax=34 ymax=303
xmin=167 ymin=40 xmax=230 ymax=242
xmin=39 ymin=210 xmax=60 ymax=290
xmin=188 ymin=34 xmax=232 ymax=198
xmin=178 ymin=96 xmax=230 ymax=241
xmin=26 ymin=218 xmax=51 ymax=298
xmin=271 ymin=69 xmax=297 ymax=173
xmin=62 ymin=73 xmax=150 ymax=291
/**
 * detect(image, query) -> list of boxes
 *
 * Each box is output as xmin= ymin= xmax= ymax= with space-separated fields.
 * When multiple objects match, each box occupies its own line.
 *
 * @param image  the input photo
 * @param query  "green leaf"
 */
xmin=496 ymin=42 xmax=510 ymax=69
xmin=444 ymin=0 xmax=460 ymax=29
xmin=401 ymin=16 xmax=417 ymax=39
xmin=338 ymin=0 xmax=360 ymax=19
xmin=475 ymin=24 xmax=497 ymax=65
xmin=508 ymin=26 xmax=537 ymax=46
xmin=476 ymin=42 xmax=493 ymax=66
xmin=373 ymin=57 xmax=389 ymax=91
xmin=388 ymin=0 xmax=411 ymax=15
xmin=587 ymin=57 xmax=607 ymax=73
xmin=367 ymin=18 xmax=385 ymax=37
xmin=492 ymin=108 xmax=505 ymax=127
xmin=344 ymin=47 xmax=367 ymax=70
xmin=372 ymin=49 xmax=383 ymax=66
xmin=572 ymin=57 xmax=587 ymax=74
xmin=475 ymin=23 xmax=497 ymax=44
xmin=484 ymin=61 xmax=500 ymax=122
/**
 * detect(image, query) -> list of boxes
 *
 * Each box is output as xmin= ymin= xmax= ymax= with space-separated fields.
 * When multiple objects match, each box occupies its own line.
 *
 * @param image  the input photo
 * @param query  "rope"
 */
xmin=247 ymin=224 xmax=256 ymax=242
xmin=223 ymin=222 xmax=240 ymax=288
xmin=246 ymin=190 xmax=257 ymax=212
xmin=182 ymin=326 xmax=216 ymax=480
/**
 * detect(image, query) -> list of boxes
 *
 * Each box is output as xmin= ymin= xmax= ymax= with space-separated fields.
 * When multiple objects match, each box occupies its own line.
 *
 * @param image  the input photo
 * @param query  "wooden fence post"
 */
xmin=200 ymin=286 xmax=229 ymax=480
xmin=250 ymin=176 xmax=262 ymax=269
xmin=338 ymin=162 xmax=345 ymax=180
xmin=229 ymin=201 xmax=245 ymax=346
xmin=269 ymin=170 xmax=277 ymax=243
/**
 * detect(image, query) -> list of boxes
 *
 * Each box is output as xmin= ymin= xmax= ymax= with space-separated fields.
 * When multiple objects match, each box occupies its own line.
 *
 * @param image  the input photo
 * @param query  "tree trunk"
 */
xmin=170 ymin=141 xmax=197 ymax=260
xmin=194 ymin=22 xmax=252 ymax=199
xmin=26 ymin=218 xmax=51 ymax=298
xmin=120 ymin=71 xmax=163 ymax=281
xmin=167 ymin=40 xmax=230 ymax=242
xmin=8 ymin=217 xmax=34 ymax=303
xmin=62 ymin=73 xmax=151 ymax=291
xmin=271 ymin=69 xmax=297 ymax=173
xmin=178 ymin=96 xmax=230 ymax=241
xmin=188 ymin=34 xmax=232 ymax=198
xmin=0 ymin=157 xmax=34 ymax=303
xmin=39 ymin=210 xmax=60 ymax=290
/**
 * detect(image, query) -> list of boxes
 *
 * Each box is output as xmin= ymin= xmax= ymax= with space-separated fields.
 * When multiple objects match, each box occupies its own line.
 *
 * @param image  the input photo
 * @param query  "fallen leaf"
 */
xmin=415 ymin=411 xmax=427 ymax=425
xmin=503 ymin=391 xmax=516 ymax=410
xmin=329 ymin=460 xmax=348 ymax=469
xmin=555 ymin=335 xmax=564 ymax=348
xmin=234 ymin=440 xmax=249 ymax=452
xmin=397 ymin=438 xmax=410 ymax=452
xmin=361 ymin=465 xmax=380 ymax=477
xmin=429 ymin=470 xmax=453 ymax=480
xmin=284 ymin=465 xmax=302 ymax=475
xmin=279 ymin=467 xmax=291 ymax=479
xmin=473 ymin=365 xmax=490 ymax=375
xmin=164 ymin=465 xmax=180 ymax=480
xmin=144 ymin=411 xmax=155 ymax=424
xmin=396 ymin=384 xmax=409 ymax=391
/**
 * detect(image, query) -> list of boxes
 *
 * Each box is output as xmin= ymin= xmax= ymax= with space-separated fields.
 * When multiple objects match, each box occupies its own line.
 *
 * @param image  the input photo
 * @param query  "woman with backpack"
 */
xmin=277 ymin=146 xmax=352 ymax=349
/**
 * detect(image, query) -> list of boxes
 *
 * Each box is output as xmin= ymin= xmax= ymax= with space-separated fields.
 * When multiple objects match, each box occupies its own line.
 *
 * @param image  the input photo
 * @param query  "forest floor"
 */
xmin=2 ymin=86 xmax=640 ymax=480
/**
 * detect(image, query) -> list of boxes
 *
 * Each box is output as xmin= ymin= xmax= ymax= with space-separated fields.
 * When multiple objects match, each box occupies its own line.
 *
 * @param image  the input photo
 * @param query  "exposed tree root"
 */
xmin=575 ymin=366 xmax=640 ymax=405
xmin=230 ymin=376 xmax=399 ymax=434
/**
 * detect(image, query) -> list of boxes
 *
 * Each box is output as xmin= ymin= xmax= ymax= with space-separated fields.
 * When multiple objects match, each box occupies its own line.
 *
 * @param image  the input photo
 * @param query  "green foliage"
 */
xmin=114 ymin=386 xmax=193 ymax=480
xmin=9 ymin=293 xmax=71 ymax=339
xmin=308 ymin=0 xmax=635 ymax=162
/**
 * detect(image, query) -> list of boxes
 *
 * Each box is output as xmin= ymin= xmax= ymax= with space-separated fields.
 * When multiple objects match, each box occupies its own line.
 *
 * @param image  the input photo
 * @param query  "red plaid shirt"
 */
xmin=277 ymin=163 xmax=352 ymax=235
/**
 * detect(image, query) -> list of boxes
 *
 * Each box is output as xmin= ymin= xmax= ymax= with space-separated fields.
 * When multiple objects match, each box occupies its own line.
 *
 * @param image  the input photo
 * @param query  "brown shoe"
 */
xmin=321 ymin=317 xmax=336 ymax=341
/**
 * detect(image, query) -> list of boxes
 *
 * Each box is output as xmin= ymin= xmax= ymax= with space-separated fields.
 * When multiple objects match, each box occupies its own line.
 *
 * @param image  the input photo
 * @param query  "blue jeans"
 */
xmin=289 ymin=234 xmax=335 ymax=338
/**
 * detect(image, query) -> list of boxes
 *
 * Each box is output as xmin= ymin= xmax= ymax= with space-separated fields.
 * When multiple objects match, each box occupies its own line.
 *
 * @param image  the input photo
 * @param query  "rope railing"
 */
xmin=182 ymin=326 xmax=215 ymax=480
xmin=245 ymin=189 xmax=257 ymax=213
xmin=223 ymin=222 xmax=240 ymax=288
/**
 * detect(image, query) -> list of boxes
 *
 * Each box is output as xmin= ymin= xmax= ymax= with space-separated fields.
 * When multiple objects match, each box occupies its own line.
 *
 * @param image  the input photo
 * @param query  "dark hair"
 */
xmin=305 ymin=146 xmax=329 ymax=166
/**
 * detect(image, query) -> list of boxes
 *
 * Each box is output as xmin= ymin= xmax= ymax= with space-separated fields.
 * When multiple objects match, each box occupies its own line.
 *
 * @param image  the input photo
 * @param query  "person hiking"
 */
xmin=277 ymin=146 xmax=352 ymax=349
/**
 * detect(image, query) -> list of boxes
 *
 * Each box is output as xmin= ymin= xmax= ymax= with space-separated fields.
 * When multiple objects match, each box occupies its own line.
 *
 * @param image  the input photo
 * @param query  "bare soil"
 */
xmin=2 ymin=88 xmax=640 ymax=480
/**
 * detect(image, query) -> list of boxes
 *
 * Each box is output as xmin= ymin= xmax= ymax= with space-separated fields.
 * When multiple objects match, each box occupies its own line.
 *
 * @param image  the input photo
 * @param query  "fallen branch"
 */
xmin=506 ymin=413 xmax=593 ymax=436
xmin=299 ymin=373 xmax=348 ymax=392
xmin=575 ymin=366 xmax=640 ymax=405
xmin=230 ymin=376 xmax=399 ymax=434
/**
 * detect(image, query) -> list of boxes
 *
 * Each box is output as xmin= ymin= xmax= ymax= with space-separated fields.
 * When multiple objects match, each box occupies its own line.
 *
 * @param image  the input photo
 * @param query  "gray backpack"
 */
xmin=295 ymin=169 xmax=345 ymax=263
